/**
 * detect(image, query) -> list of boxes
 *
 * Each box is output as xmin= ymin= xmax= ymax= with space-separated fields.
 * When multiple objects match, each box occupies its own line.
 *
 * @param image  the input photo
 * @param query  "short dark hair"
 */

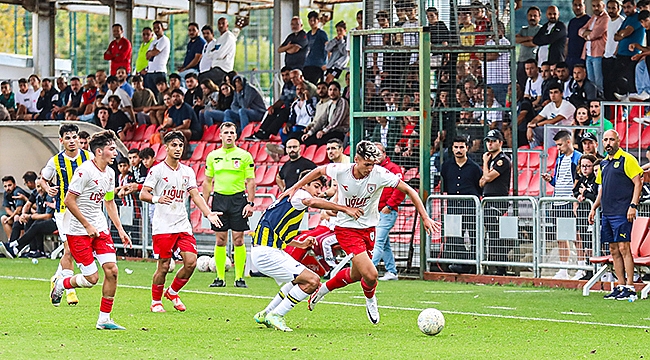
xmin=1 ymin=80 xmax=10 ymax=87
xmin=142 ymin=26 xmax=153 ymax=32
xmin=153 ymin=20 xmax=164 ymax=28
xmin=59 ymin=124 xmax=79 ymax=138
xmin=169 ymin=73 xmax=181 ymax=81
xmin=527 ymin=6 xmax=541 ymax=14
xmin=70 ymin=77 xmax=80 ymax=83
xmin=164 ymin=130 xmax=186 ymax=144
xmin=112 ymin=23 xmax=123 ymax=30
xmin=573 ymin=63 xmax=587 ymax=70
xmin=108 ymin=95 xmax=121 ymax=104
xmin=220 ymin=122 xmax=238 ymax=132
xmin=2 ymin=176 xmax=15 ymax=184
xmin=18 ymin=78 xmax=27 ymax=84
xmin=132 ymin=75 xmax=143 ymax=83
xmin=376 ymin=10 xmax=389 ymax=19
xmin=65 ymin=109 xmax=78 ymax=117
xmin=555 ymin=62 xmax=568 ymax=69
xmin=188 ymin=22 xmax=199 ymax=30
xmin=335 ymin=20 xmax=346 ymax=30
xmin=156 ymin=78 xmax=168 ymax=86
xmin=118 ymin=157 xmax=129 ymax=165
xmin=86 ymin=74 xmax=96 ymax=80
xmin=308 ymin=10 xmax=319 ymax=20
xmin=78 ymin=130 xmax=90 ymax=139
xmin=139 ymin=147 xmax=155 ymax=159
xmin=107 ymin=76 xmax=118 ymax=84
xmin=426 ymin=6 xmax=439 ymax=13
xmin=184 ymin=72 xmax=198 ymax=81
xmin=89 ymin=130 xmax=118 ymax=154
xmin=171 ymin=88 xmax=185 ymax=97
xmin=553 ymin=130 xmax=572 ymax=141
xmin=356 ymin=140 xmax=381 ymax=162
xmin=452 ymin=136 xmax=469 ymax=145
xmin=327 ymin=138 xmax=344 ymax=148
xmin=281 ymin=66 xmax=291 ymax=73
xmin=548 ymin=82 xmax=563 ymax=93
xmin=22 ymin=171 xmax=37 ymax=183
xmin=640 ymin=9 xmax=650 ymax=21
xmin=317 ymin=80 xmax=328 ymax=87
xmin=42 ymin=78 xmax=51 ymax=83
xmin=524 ymin=58 xmax=538 ymax=66
xmin=328 ymin=81 xmax=341 ymax=91
xmin=201 ymin=25 xmax=213 ymax=34
xmin=300 ymin=169 xmax=327 ymax=186
xmin=540 ymin=61 xmax=550 ymax=67
xmin=128 ymin=148 xmax=140 ymax=155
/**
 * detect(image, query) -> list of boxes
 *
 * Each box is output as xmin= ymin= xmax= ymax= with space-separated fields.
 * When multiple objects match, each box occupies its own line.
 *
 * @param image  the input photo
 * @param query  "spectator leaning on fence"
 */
xmin=589 ymin=129 xmax=643 ymax=301
xmin=441 ymin=136 xmax=483 ymax=275
xmin=541 ymin=130 xmax=582 ymax=280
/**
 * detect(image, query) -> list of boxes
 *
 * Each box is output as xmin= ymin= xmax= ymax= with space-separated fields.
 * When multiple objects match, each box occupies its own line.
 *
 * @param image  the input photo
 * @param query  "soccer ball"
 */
xmin=418 ymin=308 xmax=445 ymax=336
xmin=208 ymin=257 xmax=216 ymax=272
xmin=225 ymin=256 xmax=232 ymax=272
xmin=167 ymin=259 xmax=176 ymax=273
xmin=197 ymin=255 xmax=211 ymax=272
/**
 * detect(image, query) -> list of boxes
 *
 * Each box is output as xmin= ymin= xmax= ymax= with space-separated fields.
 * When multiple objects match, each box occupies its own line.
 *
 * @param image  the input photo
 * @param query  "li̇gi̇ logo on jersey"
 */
xmin=233 ymin=160 xmax=240 ymax=169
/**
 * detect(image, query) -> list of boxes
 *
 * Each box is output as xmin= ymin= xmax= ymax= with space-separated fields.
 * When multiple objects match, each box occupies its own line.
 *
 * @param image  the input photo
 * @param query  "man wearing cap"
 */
xmin=479 ymin=129 xmax=512 ymax=276
xmin=581 ymin=132 xmax=604 ymax=159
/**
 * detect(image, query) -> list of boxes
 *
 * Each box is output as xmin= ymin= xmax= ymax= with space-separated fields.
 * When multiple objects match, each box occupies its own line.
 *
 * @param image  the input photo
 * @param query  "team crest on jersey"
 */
xmin=370 ymin=231 xmax=375 ymax=241
xmin=182 ymin=176 xmax=189 ymax=186
xmin=614 ymin=161 xmax=620 ymax=168
xmin=367 ymin=183 xmax=377 ymax=193
xmin=233 ymin=160 xmax=240 ymax=169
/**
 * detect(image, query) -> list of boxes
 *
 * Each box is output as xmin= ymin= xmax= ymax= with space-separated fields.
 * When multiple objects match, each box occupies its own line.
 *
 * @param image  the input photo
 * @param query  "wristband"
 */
xmin=248 ymin=201 xmax=255 ymax=207
xmin=152 ymin=196 xmax=160 ymax=204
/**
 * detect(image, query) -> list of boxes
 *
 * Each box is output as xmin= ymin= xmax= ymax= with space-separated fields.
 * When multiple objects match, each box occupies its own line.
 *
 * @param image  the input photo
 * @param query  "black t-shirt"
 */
xmin=279 ymin=157 xmax=317 ymax=189
xmin=441 ymin=158 xmax=483 ymax=197
xmin=483 ymin=151 xmax=511 ymax=197
xmin=131 ymin=164 xmax=148 ymax=184
xmin=169 ymin=103 xmax=202 ymax=135
xmin=282 ymin=30 xmax=309 ymax=70
xmin=108 ymin=110 xmax=131 ymax=134
xmin=184 ymin=87 xmax=200 ymax=106
xmin=430 ymin=21 xmax=451 ymax=45
xmin=36 ymin=88 xmax=59 ymax=119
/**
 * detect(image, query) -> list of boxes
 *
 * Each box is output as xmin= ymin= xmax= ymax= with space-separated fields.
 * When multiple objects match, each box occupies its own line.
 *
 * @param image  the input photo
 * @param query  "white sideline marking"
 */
xmin=503 ymin=290 xmax=552 ymax=293
xmin=485 ymin=306 xmax=516 ymax=310
xmin=351 ymin=296 xmax=366 ymax=299
xmin=425 ymin=290 xmax=475 ymax=294
xmin=561 ymin=312 xmax=592 ymax=316
xmin=2 ymin=275 xmax=649 ymax=330
xmin=419 ymin=301 xmax=441 ymax=305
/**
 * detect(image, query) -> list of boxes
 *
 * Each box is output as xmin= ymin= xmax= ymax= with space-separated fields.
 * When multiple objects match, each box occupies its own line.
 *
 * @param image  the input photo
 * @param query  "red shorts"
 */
xmin=334 ymin=226 xmax=376 ymax=258
xmin=152 ymin=232 xmax=197 ymax=259
xmin=66 ymin=231 xmax=116 ymax=267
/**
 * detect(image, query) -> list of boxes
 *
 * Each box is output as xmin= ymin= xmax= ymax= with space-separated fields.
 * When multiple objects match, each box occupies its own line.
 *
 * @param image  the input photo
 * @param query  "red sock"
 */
xmin=170 ymin=277 xmax=189 ymax=293
xmin=325 ymin=268 xmax=355 ymax=291
xmin=151 ymin=284 xmax=164 ymax=302
xmin=100 ymin=297 xmax=114 ymax=313
xmin=361 ymin=278 xmax=377 ymax=299
xmin=63 ymin=277 xmax=73 ymax=289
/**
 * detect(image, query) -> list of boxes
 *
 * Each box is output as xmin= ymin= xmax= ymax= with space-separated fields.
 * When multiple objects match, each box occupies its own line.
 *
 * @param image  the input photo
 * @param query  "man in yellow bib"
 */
xmin=203 ymin=122 xmax=256 ymax=287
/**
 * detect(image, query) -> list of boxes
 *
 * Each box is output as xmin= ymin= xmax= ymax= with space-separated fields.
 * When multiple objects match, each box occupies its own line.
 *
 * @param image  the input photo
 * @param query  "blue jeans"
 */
xmin=178 ymin=68 xmax=199 ymax=81
xmin=280 ymin=125 xmax=306 ymax=143
xmin=372 ymin=210 xmax=398 ymax=274
xmin=144 ymin=72 xmax=167 ymax=97
xmin=586 ymin=56 xmax=603 ymax=91
xmin=636 ymin=60 xmax=650 ymax=94
xmin=224 ymin=108 xmax=264 ymax=134
xmin=202 ymin=109 xmax=226 ymax=126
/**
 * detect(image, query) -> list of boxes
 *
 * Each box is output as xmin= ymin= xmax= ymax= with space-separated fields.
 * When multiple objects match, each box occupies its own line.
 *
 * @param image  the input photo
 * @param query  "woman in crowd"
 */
xmin=201 ymin=82 xmax=234 ymax=126
xmin=572 ymin=154 xmax=598 ymax=280
xmin=572 ymin=105 xmax=590 ymax=152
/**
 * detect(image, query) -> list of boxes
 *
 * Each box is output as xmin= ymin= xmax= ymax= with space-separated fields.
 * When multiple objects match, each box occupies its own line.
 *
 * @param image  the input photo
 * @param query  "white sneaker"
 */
xmin=614 ymin=92 xmax=629 ymax=101
xmin=571 ymin=270 xmax=586 ymax=281
xmin=307 ymin=283 xmax=326 ymax=311
xmin=365 ymin=296 xmax=380 ymax=324
xmin=629 ymin=91 xmax=650 ymax=101
xmin=378 ymin=272 xmax=399 ymax=281
xmin=552 ymin=269 xmax=570 ymax=280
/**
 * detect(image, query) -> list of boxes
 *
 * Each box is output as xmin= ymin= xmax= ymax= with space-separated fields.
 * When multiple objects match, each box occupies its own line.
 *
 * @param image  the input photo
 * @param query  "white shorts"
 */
xmin=251 ymin=246 xmax=307 ymax=285
xmin=54 ymin=212 xmax=68 ymax=242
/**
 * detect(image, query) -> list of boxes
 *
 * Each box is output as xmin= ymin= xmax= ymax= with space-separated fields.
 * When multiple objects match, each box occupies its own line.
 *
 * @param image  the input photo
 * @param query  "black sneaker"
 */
xmin=209 ymin=278 xmax=226 ymax=288
xmin=603 ymin=285 xmax=622 ymax=300
xmin=0 ymin=242 xmax=15 ymax=259
xmin=615 ymin=286 xmax=638 ymax=301
xmin=244 ymin=136 xmax=261 ymax=142
xmin=234 ymin=279 xmax=248 ymax=288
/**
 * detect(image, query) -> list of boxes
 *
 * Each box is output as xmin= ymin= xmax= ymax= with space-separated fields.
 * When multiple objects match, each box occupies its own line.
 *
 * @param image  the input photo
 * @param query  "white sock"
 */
xmin=151 ymin=300 xmax=162 ymax=305
xmin=320 ymin=283 xmax=331 ymax=295
xmin=8 ymin=241 xmax=18 ymax=248
xmin=55 ymin=264 xmax=63 ymax=277
xmin=271 ymin=285 xmax=309 ymax=317
xmin=61 ymin=269 xmax=75 ymax=294
xmin=264 ymin=283 xmax=294 ymax=314
xmin=98 ymin=311 xmax=111 ymax=323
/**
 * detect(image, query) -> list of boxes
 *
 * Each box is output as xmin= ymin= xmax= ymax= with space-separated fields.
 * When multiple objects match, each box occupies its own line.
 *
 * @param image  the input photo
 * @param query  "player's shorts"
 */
xmin=334 ymin=226 xmax=376 ymax=258
xmin=54 ymin=212 xmax=67 ymax=242
xmin=325 ymin=67 xmax=343 ymax=79
xmin=601 ymin=215 xmax=633 ymax=243
xmin=152 ymin=232 xmax=197 ymax=259
xmin=66 ymin=231 xmax=116 ymax=276
xmin=211 ymin=191 xmax=249 ymax=232
xmin=251 ymin=246 xmax=307 ymax=285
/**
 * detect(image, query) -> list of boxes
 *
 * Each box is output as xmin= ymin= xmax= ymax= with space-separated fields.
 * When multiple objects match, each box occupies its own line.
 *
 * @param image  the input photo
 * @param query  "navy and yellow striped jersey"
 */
xmin=253 ymin=190 xmax=311 ymax=249
xmin=43 ymin=149 xmax=92 ymax=212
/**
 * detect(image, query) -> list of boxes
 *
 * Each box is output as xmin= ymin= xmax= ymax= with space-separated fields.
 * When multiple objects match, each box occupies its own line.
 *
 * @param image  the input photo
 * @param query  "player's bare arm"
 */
xmin=588 ymin=187 xmax=602 ymax=224
xmin=40 ymin=176 xmax=59 ymax=197
xmin=243 ymin=177 xmax=255 ymax=218
xmin=281 ymin=166 xmax=328 ymax=199
xmin=301 ymin=197 xmax=364 ymax=220
xmin=139 ymin=185 xmax=173 ymax=205
xmin=104 ymin=197 xmax=132 ymax=248
xmin=188 ymin=188 xmax=223 ymax=228
xmin=64 ymin=191 xmax=97 ymax=237
xmin=395 ymin=180 xmax=441 ymax=235
xmin=287 ymin=235 xmax=316 ymax=249
xmin=202 ymin=175 xmax=213 ymax=201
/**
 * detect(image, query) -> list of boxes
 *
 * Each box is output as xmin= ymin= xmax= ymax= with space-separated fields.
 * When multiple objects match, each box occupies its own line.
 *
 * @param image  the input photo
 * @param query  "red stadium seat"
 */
xmin=313 ymin=145 xmax=328 ymax=165
xmin=190 ymin=210 xmax=205 ymax=234
xmin=142 ymin=125 xmax=158 ymax=143
xmin=152 ymin=144 xmax=165 ymax=162
xmin=624 ymin=122 xmax=642 ymax=148
xmin=204 ymin=143 xmax=217 ymax=157
xmin=517 ymin=152 xmax=540 ymax=170
xmin=616 ymin=121 xmax=628 ymax=142
xmin=212 ymin=127 xmax=221 ymax=142
xmin=254 ymin=144 xmax=270 ymax=163
xmin=546 ymin=146 xmax=558 ymax=171
xmin=527 ymin=171 xmax=541 ymax=196
xmin=122 ymin=126 xmax=135 ymax=141
xmin=189 ymin=142 xmax=206 ymax=162
xmin=403 ymin=168 xmax=419 ymax=182
xmin=344 ymin=145 xmax=350 ymax=155
xmin=259 ymin=165 xmax=279 ymax=186
xmin=641 ymin=126 xmax=650 ymax=149
xmin=201 ymin=125 xmax=218 ymax=142
xmin=132 ymin=124 xmax=149 ymax=142
xmin=267 ymin=186 xmax=280 ymax=199
xmin=517 ymin=169 xmax=533 ymax=195
xmin=303 ymin=145 xmax=317 ymax=161
xmin=241 ymin=123 xmax=258 ymax=139
xmin=269 ymin=134 xmax=282 ymax=143
xmin=248 ymin=143 xmax=261 ymax=161
xmin=254 ymin=166 xmax=266 ymax=185
xmin=195 ymin=164 xmax=206 ymax=185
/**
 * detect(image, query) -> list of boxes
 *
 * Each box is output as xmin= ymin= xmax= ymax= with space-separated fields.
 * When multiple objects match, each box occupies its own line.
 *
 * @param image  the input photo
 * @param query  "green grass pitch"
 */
xmin=1 ymin=258 xmax=649 ymax=359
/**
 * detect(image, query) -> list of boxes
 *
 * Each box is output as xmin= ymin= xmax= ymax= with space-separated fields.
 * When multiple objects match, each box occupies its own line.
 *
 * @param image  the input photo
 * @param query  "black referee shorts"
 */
xmin=211 ymin=191 xmax=249 ymax=232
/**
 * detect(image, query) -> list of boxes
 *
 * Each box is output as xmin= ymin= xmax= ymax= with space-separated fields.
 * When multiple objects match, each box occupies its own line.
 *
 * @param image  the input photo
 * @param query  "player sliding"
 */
xmin=252 ymin=170 xmax=363 ymax=332
xmin=139 ymin=131 xmax=223 ymax=313
xmin=282 ymin=141 xmax=440 ymax=324
xmin=50 ymin=130 xmax=132 ymax=330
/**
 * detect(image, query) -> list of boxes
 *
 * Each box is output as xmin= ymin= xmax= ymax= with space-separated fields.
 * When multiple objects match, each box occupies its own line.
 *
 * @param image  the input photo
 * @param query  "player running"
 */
xmin=50 ymin=130 xmax=132 ymax=330
xmin=252 ymin=170 xmax=362 ymax=332
xmin=41 ymin=124 xmax=92 ymax=306
xmin=139 ymin=131 xmax=224 ymax=313
xmin=282 ymin=141 xmax=440 ymax=324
